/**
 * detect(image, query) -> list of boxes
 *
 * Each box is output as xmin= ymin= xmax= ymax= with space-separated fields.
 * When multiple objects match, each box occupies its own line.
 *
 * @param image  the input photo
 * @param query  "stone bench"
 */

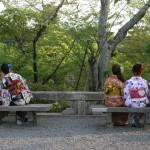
xmin=0 ymin=104 xmax=52 ymax=125
xmin=90 ymin=105 xmax=150 ymax=129
xmin=32 ymin=91 xmax=104 ymax=115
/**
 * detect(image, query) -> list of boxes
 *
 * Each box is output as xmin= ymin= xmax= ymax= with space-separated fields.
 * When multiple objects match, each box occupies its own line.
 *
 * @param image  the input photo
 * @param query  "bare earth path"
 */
xmin=0 ymin=115 xmax=150 ymax=150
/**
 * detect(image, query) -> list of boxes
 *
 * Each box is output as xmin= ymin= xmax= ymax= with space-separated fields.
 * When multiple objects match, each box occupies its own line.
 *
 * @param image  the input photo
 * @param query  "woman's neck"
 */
xmin=133 ymin=75 xmax=141 ymax=77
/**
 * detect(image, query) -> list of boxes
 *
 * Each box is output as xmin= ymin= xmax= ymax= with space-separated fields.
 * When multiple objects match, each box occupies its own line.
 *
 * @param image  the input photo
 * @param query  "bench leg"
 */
xmin=127 ymin=113 xmax=135 ymax=126
xmin=106 ymin=112 xmax=113 ymax=127
xmin=32 ymin=112 xmax=37 ymax=126
xmin=144 ymin=113 xmax=150 ymax=130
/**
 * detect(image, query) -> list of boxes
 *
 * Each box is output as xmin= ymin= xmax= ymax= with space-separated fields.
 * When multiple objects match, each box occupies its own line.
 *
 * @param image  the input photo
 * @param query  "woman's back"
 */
xmin=103 ymin=64 xmax=128 ymax=126
xmin=105 ymin=75 xmax=123 ymax=96
xmin=104 ymin=75 xmax=124 ymax=107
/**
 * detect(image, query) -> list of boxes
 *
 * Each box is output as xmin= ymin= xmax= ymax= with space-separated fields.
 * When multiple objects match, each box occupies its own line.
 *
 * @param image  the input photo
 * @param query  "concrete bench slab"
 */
xmin=0 ymin=104 xmax=52 ymax=111
xmin=90 ymin=105 xmax=150 ymax=113
xmin=0 ymin=104 xmax=52 ymax=126
xmin=90 ymin=105 xmax=150 ymax=130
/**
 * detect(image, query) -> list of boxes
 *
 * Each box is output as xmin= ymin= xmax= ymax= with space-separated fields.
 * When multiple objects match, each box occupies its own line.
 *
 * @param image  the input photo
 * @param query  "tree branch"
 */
xmin=109 ymin=0 xmax=150 ymax=54
xmin=99 ymin=0 xmax=110 ymax=49
xmin=33 ymin=0 xmax=65 ymax=44
xmin=47 ymin=0 xmax=65 ymax=25
xmin=108 ymin=3 xmax=127 ymax=34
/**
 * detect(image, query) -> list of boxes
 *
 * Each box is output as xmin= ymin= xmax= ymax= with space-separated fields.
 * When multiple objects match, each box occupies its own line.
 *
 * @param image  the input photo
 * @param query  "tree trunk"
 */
xmin=98 ymin=0 xmax=150 ymax=89
xmin=98 ymin=42 xmax=111 ymax=89
xmin=88 ymin=56 xmax=98 ymax=91
xmin=32 ymin=41 xmax=38 ymax=83
xmin=32 ymin=25 xmax=46 ymax=83
xmin=31 ymin=0 xmax=65 ymax=82
xmin=98 ymin=0 xmax=110 ymax=89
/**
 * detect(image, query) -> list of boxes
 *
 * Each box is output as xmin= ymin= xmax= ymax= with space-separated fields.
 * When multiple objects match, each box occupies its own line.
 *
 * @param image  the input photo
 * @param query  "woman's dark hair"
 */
xmin=1 ymin=64 xmax=10 ymax=74
xmin=112 ymin=64 xmax=124 ymax=82
xmin=132 ymin=64 xmax=142 ymax=73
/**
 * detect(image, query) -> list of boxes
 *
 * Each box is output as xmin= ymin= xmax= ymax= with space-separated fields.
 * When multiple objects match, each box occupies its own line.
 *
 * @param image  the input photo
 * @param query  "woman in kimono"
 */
xmin=1 ymin=64 xmax=32 ymax=125
xmin=104 ymin=64 xmax=128 ymax=126
xmin=0 ymin=67 xmax=13 ymax=123
xmin=124 ymin=64 xmax=149 ymax=127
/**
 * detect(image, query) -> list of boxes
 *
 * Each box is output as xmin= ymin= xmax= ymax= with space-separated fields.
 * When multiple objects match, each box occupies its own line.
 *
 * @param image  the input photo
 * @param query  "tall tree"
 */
xmin=1 ymin=0 xmax=65 ymax=82
xmin=31 ymin=0 xmax=65 ymax=82
xmin=98 ymin=0 xmax=150 ymax=89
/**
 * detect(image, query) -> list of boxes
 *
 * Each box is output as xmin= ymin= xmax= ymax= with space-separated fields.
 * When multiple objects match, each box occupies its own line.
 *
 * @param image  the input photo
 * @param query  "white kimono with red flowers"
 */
xmin=1 ymin=73 xmax=32 ymax=106
xmin=124 ymin=76 xmax=149 ymax=108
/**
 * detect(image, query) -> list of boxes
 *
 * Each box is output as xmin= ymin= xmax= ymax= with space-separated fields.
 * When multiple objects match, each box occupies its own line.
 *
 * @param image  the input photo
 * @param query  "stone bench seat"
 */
xmin=0 ymin=104 xmax=52 ymax=126
xmin=90 ymin=105 xmax=150 ymax=130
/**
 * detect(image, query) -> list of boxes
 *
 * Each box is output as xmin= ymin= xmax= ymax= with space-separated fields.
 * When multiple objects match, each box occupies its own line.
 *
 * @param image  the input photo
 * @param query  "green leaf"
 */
xmin=114 ymin=0 xmax=120 ymax=3
xmin=127 ymin=0 xmax=130 ymax=4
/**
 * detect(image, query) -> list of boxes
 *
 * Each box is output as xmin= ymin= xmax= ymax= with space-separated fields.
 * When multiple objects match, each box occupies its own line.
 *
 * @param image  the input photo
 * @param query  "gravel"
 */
xmin=0 ymin=115 xmax=150 ymax=150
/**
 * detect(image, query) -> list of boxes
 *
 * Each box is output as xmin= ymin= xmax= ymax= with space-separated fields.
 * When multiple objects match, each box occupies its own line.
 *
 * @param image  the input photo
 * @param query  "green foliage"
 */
xmin=0 ymin=0 xmax=149 ymax=112
xmin=111 ymin=23 xmax=150 ymax=81
xmin=30 ymin=99 xmax=69 ymax=112
xmin=0 ymin=0 xmax=150 ymax=92
xmin=50 ymin=101 xmax=70 ymax=112
xmin=145 ymin=43 xmax=150 ymax=54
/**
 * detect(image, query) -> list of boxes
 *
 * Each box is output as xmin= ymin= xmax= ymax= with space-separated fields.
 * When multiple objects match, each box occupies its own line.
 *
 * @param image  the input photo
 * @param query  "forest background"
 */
xmin=0 ymin=0 xmax=150 ymax=92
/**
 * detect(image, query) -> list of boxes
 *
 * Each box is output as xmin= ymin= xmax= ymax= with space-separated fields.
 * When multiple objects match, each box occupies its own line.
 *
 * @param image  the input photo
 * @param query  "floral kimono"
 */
xmin=124 ymin=76 xmax=149 ymax=108
xmin=1 ymin=73 xmax=32 ymax=106
xmin=104 ymin=75 xmax=124 ymax=107
xmin=104 ymin=75 xmax=128 ymax=125
xmin=0 ymin=89 xmax=11 ymax=106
